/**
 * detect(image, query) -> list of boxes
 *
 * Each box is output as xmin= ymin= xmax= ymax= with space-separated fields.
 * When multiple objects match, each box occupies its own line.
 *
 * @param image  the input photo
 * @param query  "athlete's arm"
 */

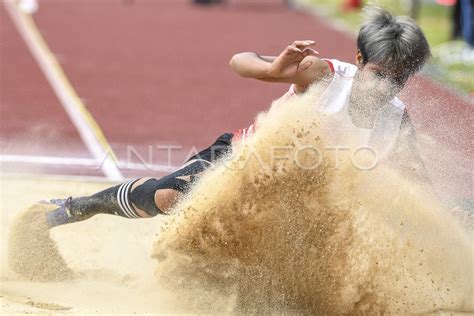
xmin=229 ymin=52 xmax=279 ymax=80
xmin=229 ymin=41 xmax=332 ymax=93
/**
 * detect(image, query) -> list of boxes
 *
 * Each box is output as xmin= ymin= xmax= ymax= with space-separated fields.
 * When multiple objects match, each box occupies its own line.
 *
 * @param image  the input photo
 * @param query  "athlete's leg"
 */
xmin=45 ymin=133 xmax=233 ymax=228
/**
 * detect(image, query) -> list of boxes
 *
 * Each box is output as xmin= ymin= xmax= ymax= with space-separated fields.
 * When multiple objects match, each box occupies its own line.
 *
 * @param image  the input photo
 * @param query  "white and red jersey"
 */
xmin=233 ymin=58 xmax=406 ymax=158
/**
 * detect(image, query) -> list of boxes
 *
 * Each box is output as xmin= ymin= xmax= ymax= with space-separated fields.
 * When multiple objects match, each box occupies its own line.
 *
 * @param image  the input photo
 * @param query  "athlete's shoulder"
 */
xmin=321 ymin=58 xmax=358 ymax=78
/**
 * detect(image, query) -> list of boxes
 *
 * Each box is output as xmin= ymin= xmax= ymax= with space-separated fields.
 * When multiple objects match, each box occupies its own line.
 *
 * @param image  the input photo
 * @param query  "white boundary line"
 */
xmin=0 ymin=154 xmax=178 ymax=173
xmin=1 ymin=171 xmax=119 ymax=184
xmin=4 ymin=0 xmax=124 ymax=181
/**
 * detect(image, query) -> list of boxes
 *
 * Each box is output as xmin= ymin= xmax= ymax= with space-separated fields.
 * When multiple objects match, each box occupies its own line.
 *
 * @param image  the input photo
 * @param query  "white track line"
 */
xmin=4 ymin=0 xmax=124 ymax=181
xmin=0 ymin=154 xmax=178 ymax=173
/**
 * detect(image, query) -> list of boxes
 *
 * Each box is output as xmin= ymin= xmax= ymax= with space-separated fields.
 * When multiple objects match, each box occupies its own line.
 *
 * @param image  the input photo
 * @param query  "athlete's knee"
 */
xmin=129 ymin=178 xmax=166 ymax=217
xmin=125 ymin=160 xmax=214 ymax=217
xmin=154 ymin=188 xmax=178 ymax=213
xmin=128 ymin=175 xmax=183 ymax=216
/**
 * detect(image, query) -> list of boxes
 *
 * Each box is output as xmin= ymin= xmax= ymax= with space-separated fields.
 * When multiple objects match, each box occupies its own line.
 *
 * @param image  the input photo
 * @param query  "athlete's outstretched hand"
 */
xmin=268 ymin=40 xmax=319 ymax=80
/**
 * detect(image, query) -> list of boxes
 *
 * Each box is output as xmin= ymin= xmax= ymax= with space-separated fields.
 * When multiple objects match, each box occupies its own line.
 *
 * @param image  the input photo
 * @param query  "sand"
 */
xmin=152 ymin=83 xmax=473 ymax=314
xmin=0 ymin=174 xmax=180 ymax=314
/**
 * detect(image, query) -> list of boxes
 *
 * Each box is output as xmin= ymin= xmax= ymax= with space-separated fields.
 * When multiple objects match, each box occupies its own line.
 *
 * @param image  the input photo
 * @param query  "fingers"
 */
xmin=301 ymin=47 xmax=319 ymax=57
xmin=284 ymin=44 xmax=319 ymax=59
xmin=292 ymin=40 xmax=315 ymax=50
xmin=282 ymin=46 xmax=303 ymax=63
xmin=285 ymin=45 xmax=301 ymax=54
xmin=279 ymin=42 xmax=319 ymax=66
xmin=284 ymin=46 xmax=318 ymax=56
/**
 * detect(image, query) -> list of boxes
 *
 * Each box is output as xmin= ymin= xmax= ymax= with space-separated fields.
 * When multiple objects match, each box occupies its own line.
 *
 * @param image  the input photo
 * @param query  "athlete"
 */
xmin=45 ymin=6 xmax=431 ymax=227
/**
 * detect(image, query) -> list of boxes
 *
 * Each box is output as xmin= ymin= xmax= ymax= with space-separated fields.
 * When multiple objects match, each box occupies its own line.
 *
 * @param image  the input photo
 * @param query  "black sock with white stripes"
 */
xmin=68 ymin=179 xmax=147 ymax=219
xmin=66 ymin=159 xmax=214 ymax=220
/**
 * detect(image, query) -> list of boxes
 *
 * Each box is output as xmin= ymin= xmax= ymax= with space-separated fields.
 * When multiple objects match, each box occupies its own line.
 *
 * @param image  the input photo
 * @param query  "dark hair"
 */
xmin=357 ymin=6 xmax=431 ymax=76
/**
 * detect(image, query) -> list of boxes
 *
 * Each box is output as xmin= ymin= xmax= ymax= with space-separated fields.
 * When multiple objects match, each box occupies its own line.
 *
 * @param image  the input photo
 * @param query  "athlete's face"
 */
xmin=353 ymin=51 xmax=408 ymax=107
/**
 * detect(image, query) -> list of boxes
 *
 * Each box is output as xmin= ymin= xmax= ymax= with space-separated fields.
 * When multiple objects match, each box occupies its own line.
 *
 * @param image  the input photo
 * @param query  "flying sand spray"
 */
xmin=152 ymin=81 xmax=473 ymax=313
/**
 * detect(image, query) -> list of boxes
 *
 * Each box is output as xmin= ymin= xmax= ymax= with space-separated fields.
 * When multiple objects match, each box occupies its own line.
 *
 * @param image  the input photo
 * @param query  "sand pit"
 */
xmin=0 ymin=174 xmax=180 ymax=314
xmin=1 ymin=164 xmax=472 ymax=313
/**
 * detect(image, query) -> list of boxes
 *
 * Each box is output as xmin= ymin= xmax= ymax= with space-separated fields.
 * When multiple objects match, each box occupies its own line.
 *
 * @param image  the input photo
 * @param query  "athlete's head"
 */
xmin=354 ymin=6 xmax=431 ymax=92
